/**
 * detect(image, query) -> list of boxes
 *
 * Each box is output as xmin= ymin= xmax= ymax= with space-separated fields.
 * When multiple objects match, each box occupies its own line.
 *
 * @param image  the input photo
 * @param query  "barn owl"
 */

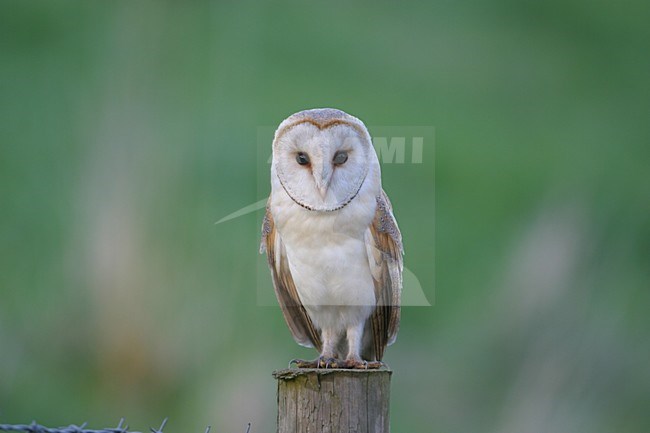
xmin=260 ymin=108 xmax=402 ymax=369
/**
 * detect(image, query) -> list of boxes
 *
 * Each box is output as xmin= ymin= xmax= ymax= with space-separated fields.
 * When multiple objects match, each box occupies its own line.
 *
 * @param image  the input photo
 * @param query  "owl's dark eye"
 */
xmin=296 ymin=152 xmax=310 ymax=166
xmin=333 ymin=151 xmax=348 ymax=165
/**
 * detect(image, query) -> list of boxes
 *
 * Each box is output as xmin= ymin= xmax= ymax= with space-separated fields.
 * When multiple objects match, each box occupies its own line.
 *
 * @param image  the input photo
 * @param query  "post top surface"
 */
xmin=273 ymin=368 xmax=392 ymax=380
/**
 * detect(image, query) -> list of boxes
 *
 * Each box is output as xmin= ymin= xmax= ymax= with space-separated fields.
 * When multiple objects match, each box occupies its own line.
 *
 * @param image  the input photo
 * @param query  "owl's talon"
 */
xmin=323 ymin=357 xmax=340 ymax=368
xmin=289 ymin=358 xmax=319 ymax=368
xmin=363 ymin=360 xmax=384 ymax=369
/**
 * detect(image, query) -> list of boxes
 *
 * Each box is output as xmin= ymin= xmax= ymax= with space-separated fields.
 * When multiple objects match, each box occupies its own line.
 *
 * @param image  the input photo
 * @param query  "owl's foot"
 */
xmin=289 ymin=356 xmax=341 ymax=369
xmin=288 ymin=358 xmax=315 ymax=368
xmin=289 ymin=357 xmax=384 ymax=369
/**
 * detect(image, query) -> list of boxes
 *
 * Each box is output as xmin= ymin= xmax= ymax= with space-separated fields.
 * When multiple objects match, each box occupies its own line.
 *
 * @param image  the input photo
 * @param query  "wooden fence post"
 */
xmin=273 ymin=368 xmax=392 ymax=433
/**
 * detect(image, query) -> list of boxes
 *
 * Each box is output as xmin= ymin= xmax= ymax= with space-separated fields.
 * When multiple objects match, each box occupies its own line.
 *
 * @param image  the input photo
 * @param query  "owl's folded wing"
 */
xmin=260 ymin=205 xmax=322 ymax=351
xmin=366 ymin=189 xmax=403 ymax=360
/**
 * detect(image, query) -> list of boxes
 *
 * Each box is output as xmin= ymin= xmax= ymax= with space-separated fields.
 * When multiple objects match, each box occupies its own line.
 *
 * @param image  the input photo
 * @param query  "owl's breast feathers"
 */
xmin=261 ymin=190 xmax=403 ymax=360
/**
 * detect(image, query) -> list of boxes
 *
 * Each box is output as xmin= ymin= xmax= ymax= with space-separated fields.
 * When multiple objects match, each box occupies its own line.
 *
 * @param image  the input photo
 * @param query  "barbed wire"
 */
xmin=0 ymin=419 xmax=251 ymax=433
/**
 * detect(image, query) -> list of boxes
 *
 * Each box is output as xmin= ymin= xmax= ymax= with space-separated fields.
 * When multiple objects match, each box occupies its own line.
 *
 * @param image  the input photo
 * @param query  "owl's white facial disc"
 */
xmin=273 ymin=122 xmax=370 ymax=212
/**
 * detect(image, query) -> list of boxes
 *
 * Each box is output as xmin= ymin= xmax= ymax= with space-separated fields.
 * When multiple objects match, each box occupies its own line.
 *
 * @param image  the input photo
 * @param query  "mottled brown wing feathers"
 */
xmin=261 ymin=206 xmax=322 ymax=351
xmin=367 ymin=190 xmax=403 ymax=360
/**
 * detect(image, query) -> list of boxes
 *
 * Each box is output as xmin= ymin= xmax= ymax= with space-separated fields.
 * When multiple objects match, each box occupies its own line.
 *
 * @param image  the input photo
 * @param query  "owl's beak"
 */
xmin=317 ymin=184 xmax=329 ymax=198
xmin=313 ymin=164 xmax=333 ymax=199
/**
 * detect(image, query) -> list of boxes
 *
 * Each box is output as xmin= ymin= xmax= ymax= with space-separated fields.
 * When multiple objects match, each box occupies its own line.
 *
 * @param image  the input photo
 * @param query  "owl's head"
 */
xmin=272 ymin=108 xmax=378 ymax=212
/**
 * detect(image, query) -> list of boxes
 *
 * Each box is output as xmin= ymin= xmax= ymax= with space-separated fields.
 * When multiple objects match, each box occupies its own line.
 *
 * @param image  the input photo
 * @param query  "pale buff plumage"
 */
xmin=261 ymin=108 xmax=402 ymax=367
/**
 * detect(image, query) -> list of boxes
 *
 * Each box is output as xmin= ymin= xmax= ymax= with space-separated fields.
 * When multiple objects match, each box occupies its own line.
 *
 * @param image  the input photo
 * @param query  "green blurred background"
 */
xmin=1 ymin=1 xmax=649 ymax=432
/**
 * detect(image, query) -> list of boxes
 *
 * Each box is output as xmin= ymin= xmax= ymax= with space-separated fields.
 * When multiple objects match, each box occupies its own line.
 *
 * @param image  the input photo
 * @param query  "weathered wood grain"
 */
xmin=273 ymin=368 xmax=392 ymax=433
